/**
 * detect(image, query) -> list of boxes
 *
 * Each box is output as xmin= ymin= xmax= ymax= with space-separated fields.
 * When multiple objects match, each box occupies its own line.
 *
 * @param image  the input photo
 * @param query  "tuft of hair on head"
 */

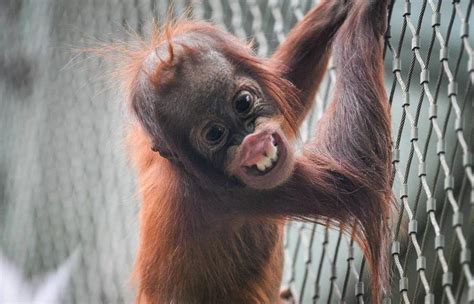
xmin=79 ymin=6 xmax=195 ymax=107
xmin=162 ymin=22 xmax=175 ymax=68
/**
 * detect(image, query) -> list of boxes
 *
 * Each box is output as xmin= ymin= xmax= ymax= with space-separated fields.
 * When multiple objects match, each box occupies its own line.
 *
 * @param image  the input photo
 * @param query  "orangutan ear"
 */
xmin=151 ymin=143 xmax=179 ymax=161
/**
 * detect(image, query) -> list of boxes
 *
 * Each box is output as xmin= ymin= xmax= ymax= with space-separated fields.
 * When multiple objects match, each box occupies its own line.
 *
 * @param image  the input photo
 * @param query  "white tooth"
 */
xmin=256 ymin=162 xmax=266 ymax=171
xmin=255 ymin=155 xmax=273 ymax=171
xmin=271 ymin=154 xmax=278 ymax=163
xmin=255 ymin=156 xmax=266 ymax=167
xmin=267 ymin=144 xmax=277 ymax=161
xmin=262 ymin=156 xmax=272 ymax=169
xmin=268 ymin=145 xmax=278 ymax=162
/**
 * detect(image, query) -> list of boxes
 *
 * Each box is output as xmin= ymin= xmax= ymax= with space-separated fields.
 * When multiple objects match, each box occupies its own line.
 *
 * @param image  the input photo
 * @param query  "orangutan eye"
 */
xmin=234 ymin=90 xmax=254 ymax=114
xmin=205 ymin=124 xmax=227 ymax=144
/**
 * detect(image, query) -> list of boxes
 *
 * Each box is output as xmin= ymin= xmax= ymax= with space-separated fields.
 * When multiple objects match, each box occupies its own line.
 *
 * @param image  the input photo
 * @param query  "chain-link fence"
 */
xmin=0 ymin=0 xmax=472 ymax=303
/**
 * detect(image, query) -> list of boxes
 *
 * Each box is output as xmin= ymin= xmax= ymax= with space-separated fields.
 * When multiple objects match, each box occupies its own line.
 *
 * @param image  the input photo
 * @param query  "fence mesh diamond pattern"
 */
xmin=0 ymin=0 xmax=472 ymax=303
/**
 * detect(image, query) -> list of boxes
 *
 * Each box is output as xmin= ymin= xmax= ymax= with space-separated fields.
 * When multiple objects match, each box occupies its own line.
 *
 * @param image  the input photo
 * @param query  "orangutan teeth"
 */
xmin=256 ymin=156 xmax=272 ymax=171
xmin=267 ymin=144 xmax=278 ymax=161
xmin=256 ymin=162 xmax=267 ymax=171
xmin=254 ymin=147 xmax=279 ymax=172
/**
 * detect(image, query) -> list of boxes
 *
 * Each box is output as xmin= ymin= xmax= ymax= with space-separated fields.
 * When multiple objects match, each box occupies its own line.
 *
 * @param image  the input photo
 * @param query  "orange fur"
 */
xmin=104 ymin=1 xmax=393 ymax=303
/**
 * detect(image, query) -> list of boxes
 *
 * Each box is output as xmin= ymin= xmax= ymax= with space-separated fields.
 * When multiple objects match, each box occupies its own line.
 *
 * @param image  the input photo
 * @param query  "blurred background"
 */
xmin=0 ymin=0 xmax=472 ymax=303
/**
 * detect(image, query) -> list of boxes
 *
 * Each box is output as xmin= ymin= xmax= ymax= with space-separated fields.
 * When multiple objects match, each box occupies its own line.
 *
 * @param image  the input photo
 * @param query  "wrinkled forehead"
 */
xmin=152 ymin=47 xmax=237 ymax=124
xmin=180 ymin=51 xmax=236 ymax=113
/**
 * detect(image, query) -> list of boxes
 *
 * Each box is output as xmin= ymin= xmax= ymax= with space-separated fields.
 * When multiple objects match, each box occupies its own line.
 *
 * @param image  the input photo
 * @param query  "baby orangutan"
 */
xmin=120 ymin=0 xmax=393 ymax=302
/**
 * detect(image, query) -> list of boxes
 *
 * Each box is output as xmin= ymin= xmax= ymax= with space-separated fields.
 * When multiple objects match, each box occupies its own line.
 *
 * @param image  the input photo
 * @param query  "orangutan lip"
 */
xmin=243 ymin=133 xmax=283 ymax=177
